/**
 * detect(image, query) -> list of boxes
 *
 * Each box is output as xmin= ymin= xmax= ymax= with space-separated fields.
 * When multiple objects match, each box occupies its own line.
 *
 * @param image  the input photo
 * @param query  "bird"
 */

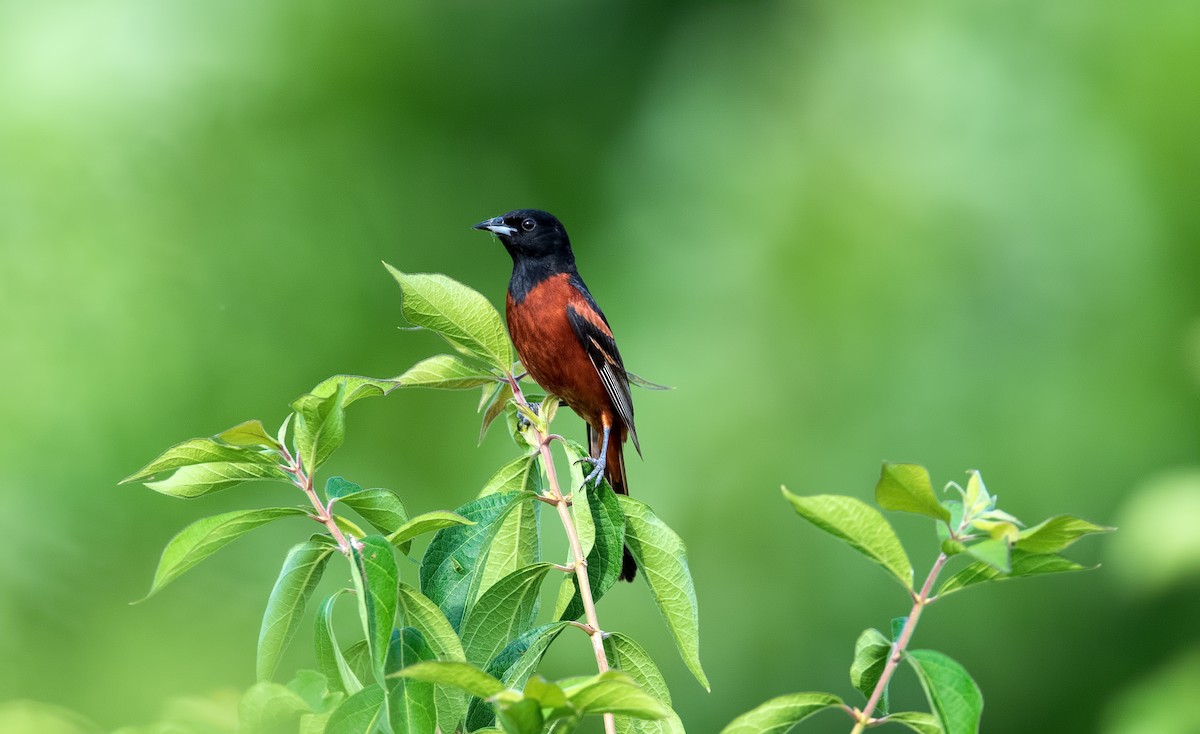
xmin=474 ymin=209 xmax=640 ymax=582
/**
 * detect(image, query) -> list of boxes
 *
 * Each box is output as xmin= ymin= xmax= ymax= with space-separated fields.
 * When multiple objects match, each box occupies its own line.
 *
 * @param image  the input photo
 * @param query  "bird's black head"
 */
xmin=473 ymin=209 xmax=574 ymax=264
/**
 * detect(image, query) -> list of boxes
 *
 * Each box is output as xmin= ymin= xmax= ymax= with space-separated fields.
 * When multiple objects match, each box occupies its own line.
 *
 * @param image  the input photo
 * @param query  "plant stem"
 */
xmin=538 ymin=440 xmax=609 ymax=667
xmin=508 ymin=375 xmax=617 ymax=734
xmin=849 ymin=552 xmax=950 ymax=733
xmin=280 ymin=444 xmax=356 ymax=555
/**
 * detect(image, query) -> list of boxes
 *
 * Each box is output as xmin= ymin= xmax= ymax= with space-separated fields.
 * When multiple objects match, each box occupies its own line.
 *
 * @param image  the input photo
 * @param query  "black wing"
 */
xmin=566 ymin=290 xmax=641 ymax=457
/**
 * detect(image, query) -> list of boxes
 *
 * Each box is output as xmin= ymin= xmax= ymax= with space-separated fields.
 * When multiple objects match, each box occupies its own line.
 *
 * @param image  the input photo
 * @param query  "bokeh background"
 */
xmin=2 ymin=0 xmax=1198 ymax=732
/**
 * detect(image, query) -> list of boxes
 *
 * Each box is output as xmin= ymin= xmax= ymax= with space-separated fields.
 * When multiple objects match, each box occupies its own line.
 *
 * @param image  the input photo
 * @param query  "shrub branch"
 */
xmin=848 ymin=510 xmax=971 ymax=733
xmin=849 ymin=552 xmax=949 ymax=733
xmin=507 ymin=373 xmax=618 ymax=734
xmin=279 ymin=442 xmax=358 ymax=555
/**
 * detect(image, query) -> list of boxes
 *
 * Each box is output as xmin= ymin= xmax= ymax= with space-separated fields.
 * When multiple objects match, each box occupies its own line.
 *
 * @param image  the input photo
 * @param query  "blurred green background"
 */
xmin=2 ymin=0 xmax=1198 ymax=732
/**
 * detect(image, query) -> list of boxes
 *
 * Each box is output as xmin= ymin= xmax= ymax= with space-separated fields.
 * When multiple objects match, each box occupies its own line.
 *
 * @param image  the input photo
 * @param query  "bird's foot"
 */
xmin=574 ymin=454 xmax=606 ymax=487
xmin=515 ymin=401 xmax=542 ymax=430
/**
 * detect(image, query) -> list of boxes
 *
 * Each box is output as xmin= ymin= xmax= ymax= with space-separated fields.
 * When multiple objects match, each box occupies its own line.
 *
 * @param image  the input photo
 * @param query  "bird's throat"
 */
xmin=508 ymin=255 xmax=576 ymax=304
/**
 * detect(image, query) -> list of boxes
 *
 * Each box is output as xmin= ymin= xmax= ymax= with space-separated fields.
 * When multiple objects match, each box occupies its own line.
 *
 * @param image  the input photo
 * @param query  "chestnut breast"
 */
xmin=506 ymin=273 xmax=609 ymax=426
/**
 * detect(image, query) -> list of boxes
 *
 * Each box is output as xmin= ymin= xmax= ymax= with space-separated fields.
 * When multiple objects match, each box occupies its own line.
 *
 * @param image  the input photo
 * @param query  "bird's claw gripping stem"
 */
xmin=576 ymin=423 xmax=611 ymax=488
xmin=575 ymin=454 xmax=606 ymax=487
xmin=515 ymin=400 xmax=542 ymax=430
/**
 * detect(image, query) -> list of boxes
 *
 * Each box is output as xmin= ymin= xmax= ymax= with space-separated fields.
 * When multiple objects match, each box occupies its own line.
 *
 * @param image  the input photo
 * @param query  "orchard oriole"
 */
xmin=475 ymin=209 xmax=640 ymax=582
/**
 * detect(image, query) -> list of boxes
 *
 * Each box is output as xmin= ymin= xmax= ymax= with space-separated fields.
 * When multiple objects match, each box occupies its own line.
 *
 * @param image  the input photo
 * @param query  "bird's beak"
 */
xmin=473 ymin=216 xmax=517 ymax=237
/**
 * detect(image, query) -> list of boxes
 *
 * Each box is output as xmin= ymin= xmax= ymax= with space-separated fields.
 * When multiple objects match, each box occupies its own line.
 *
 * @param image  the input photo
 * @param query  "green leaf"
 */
xmin=217 ymin=420 xmax=283 ymax=450
xmin=143 ymin=461 xmax=290 ymax=499
xmin=850 ymin=628 xmax=891 ymax=715
xmin=626 ymin=704 xmax=685 ymax=733
xmin=333 ymin=514 xmax=368 ymax=542
xmin=563 ymin=670 xmax=669 ymax=720
xmin=387 ymin=628 xmax=438 ymax=734
xmin=1015 ymin=515 xmax=1114 ymax=554
xmin=605 ymin=632 xmax=685 ymax=734
xmin=316 ymin=590 xmax=363 ymax=695
xmin=559 ymin=464 xmax=625 ymax=621
xmin=395 ymin=354 xmax=498 ymax=390
xmin=782 ymin=489 xmax=914 ymax=590
xmin=287 ymin=669 xmax=338 ymax=714
xmin=324 ymin=685 xmax=386 ymax=734
xmin=937 ymin=549 xmax=1090 ymax=598
xmin=325 ymin=476 xmax=363 ymax=501
xmin=257 ymin=540 xmax=335 ymax=681
xmin=461 ymin=564 xmax=554 ymax=667
xmin=886 ymin=711 xmax=943 ymax=734
xmin=479 ymin=456 xmax=538 ymax=498
xmin=292 ymin=381 xmax=347 ymax=473
xmin=961 ymin=471 xmax=991 ymax=518
xmin=480 ymin=382 xmax=515 ymax=443
xmin=604 ymin=633 xmax=672 ymax=706
xmin=718 ymin=692 xmax=844 ymax=734
xmin=476 ymin=495 xmax=540 ymax=598
xmin=552 ymin=674 xmax=591 ymax=690
xmin=906 ymin=650 xmax=983 ymax=734
xmin=239 ymin=681 xmax=313 ymax=732
xmin=537 ymin=395 xmax=561 ymax=426
xmin=350 ymin=536 xmax=399 ymax=685
xmin=546 ymin=713 xmax=584 ymax=732
xmin=467 ymin=622 xmax=570 ymax=731
xmin=300 ymin=711 xmax=336 ymax=734
xmin=141 ymin=507 xmax=306 ymax=599
xmin=585 ymin=478 xmax=627 ymax=598
xmin=384 ymin=511 xmax=456 ymax=547
xmin=122 ymin=437 xmax=281 ymax=484
xmin=491 ymin=623 xmax=570 ymax=688
xmin=941 ymin=539 xmax=967 ymax=556
xmin=568 ymin=451 xmax=596 ymax=560
xmin=327 ymin=478 xmax=409 ymax=535
xmin=309 ymin=374 xmax=399 ymax=407
xmin=385 ymin=265 xmax=514 ymax=371
xmin=524 ymin=675 xmax=570 ymax=713
xmin=396 ymin=583 xmax=467 ymax=663
xmin=388 ymin=661 xmax=506 ymax=699
xmin=498 ymin=698 xmax=545 ymax=734
xmin=936 ymin=501 xmax=966 ymax=545
xmin=876 ymin=463 xmax=950 ymax=522
xmin=419 ymin=492 xmax=530 ymax=630
xmin=970 ymin=518 xmax=1020 ymax=544
xmin=962 ymin=537 xmax=1010 ymax=573
xmin=344 ymin=641 xmax=375 ymax=692
xmin=505 ymin=400 xmax=540 ymax=451
xmin=618 ymin=496 xmax=709 ymax=691
xmin=387 ymin=511 xmax=475 ymax=555
xmin=396 ymin=583 xmax=469 ymax=734
xmin=292 ymin=375 xmax=395 ymax=474
xmin=551 ymin=575 xmax=575 ymax=621
xmin=479 ymin=380 xmax=504 ymax=411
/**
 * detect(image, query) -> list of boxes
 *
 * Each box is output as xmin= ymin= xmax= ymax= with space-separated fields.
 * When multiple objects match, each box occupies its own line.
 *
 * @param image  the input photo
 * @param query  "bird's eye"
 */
xmin=521 ymin=218 xmax=536 ymax=232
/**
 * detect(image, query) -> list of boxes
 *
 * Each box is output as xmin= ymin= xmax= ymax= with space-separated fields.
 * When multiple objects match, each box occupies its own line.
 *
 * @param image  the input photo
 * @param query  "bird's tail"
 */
xmin=591 ymin=424 xmax=637 ymax=582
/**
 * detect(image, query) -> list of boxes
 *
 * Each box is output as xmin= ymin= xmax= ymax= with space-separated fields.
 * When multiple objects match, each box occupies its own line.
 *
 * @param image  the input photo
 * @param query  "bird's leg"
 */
xmin=575 ymin=423 xmax=610 ymax=487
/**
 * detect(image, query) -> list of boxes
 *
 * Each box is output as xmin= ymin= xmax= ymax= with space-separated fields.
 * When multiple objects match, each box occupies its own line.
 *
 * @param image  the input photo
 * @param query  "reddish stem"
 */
xmin=506 ymin=374 xmax=617 ymax=734
xmin=279 ymin=442 xmax=357 ymax=555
